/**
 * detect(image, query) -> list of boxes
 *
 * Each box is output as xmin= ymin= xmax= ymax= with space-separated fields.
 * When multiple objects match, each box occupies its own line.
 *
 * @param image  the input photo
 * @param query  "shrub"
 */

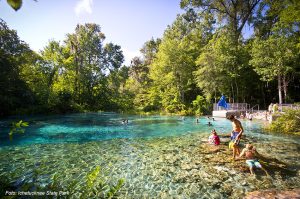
xmin=269 ymin=109 xmax=300 ymax=134
xmin=192 ymin=95 xmax=211 ymax=116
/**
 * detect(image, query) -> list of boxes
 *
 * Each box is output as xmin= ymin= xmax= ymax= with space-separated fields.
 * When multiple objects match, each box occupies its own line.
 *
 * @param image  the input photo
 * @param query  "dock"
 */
xmin=212 ymin=103 xmax=251 ymax=118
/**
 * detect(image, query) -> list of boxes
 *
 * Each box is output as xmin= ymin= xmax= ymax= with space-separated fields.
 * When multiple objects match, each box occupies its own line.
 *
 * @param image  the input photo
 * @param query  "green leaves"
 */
xmin=82 ymin=166 xmax=125 ymax=198
xmin=9 ymin=120 xmax=29 ymax=141
xmin=87 ymin=166 xmax=100 ymax=188
xmin=269 ymin=109 xmax=300 ymax=134
xmin=107 ymin=178 xmax=125 ymax=198
xmin=250 ymin=32 xmax=298 ymax=81
xmin=195 ymin=31 xmax=238 ymax=98
xmin=148 ymin=14 xmax=205 ymax=113
xmin=7 ymin=0 xmax=22 ymax=11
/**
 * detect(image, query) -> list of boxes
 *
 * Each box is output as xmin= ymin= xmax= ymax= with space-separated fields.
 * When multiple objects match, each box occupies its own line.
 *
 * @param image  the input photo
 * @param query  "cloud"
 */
xmin=74 ymin=0 xmax=93 ymax=15
xmin=122 ymin=49 xmax=142 ymax=66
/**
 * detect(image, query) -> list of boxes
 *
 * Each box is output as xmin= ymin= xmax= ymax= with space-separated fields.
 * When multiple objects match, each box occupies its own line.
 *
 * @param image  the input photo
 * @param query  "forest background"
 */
xmin=1 ymin=0 xmax=300 ymax=117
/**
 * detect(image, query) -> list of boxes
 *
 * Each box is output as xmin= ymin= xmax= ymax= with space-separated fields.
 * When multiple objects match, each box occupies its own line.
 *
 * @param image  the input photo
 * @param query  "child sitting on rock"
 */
xmin=236 ymin=144 xmax=269 ymax=176
xmin=208 ymin=129 xmax=220 ymax=146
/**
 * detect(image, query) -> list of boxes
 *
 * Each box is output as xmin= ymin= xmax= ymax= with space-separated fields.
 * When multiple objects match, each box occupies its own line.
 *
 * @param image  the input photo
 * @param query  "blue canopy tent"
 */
xmin=217 ymin=95 xmax=228 ymax=110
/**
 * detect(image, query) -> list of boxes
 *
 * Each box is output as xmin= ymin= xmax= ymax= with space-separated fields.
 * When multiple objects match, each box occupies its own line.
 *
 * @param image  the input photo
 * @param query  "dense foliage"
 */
xmin=269 ymin=109 xmax=300 ymax=134
xmin=0 ymin=0 xmax=300 ymax=116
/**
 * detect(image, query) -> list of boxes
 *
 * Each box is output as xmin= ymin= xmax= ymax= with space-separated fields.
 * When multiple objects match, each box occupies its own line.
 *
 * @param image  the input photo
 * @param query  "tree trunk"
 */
xmin=283 ymin=74 xmax=288 ymax=103
xmin=235 ymin=77 xmax=239 ymax=103
xmin=231 ymin=83 xmax=235 ymax=103
xmin=74 ymin=55 xmax=79 ymax=101
xmin=278 ymin=75 xmax=282 ymax=104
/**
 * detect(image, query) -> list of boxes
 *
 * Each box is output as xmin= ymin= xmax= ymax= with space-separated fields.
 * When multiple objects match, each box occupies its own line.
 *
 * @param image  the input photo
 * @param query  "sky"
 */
xmin=0 ymin=0 xmax=184 ymax=65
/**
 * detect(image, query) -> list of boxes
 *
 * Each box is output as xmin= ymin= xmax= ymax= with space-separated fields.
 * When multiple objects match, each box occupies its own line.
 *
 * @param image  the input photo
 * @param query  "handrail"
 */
xmin=213 ymin=103 xmax=248 ymax=111
xmin=250 ymin=104 xmax=260 ymax=112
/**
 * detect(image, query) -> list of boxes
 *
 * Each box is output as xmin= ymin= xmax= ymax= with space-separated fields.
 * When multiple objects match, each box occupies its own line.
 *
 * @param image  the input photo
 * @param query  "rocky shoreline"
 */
xmin=245 ymin=189 xmax=300 ymax=199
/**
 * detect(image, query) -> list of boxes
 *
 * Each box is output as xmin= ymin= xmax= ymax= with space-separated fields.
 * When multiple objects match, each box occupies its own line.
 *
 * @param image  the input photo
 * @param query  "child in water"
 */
xmin=208 ymin=129 xmax=220 ymax=145
xmin=236 ymin=144 xmax=269 ymax=176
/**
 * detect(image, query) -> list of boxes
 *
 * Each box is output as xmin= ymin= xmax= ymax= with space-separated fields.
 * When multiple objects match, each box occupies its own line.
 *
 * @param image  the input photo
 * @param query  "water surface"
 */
xmin=0 ymin=112 xmax=278 ymax=147
xmin=0 ymin=113 xmax=299 ymax=198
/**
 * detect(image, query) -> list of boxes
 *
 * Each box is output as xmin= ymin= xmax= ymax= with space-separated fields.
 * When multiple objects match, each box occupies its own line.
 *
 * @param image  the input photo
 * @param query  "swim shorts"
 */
xmin=231 ymin=132 xmax=239 ymax=140
xmin=231 ymin=132 xmax=240 ymax=145
xmin=246 ymin=159 xmax=262 ymax=168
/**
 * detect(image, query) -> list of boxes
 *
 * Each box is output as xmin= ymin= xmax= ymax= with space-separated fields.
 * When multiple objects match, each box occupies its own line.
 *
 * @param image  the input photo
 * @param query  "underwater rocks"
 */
xmin=0 ymin=133 xmax=299 ymax=198
xmin=245 ymin=189 xmax=300 ymax=199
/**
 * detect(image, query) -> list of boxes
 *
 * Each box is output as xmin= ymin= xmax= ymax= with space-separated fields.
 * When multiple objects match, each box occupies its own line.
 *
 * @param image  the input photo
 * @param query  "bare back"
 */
xmin=243 ymin=148 xmax=256 ymax=160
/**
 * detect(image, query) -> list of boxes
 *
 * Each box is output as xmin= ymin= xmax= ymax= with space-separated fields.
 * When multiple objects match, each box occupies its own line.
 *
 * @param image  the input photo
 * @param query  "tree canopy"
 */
xmin=0 ymin=0 xmax=299 ymax=116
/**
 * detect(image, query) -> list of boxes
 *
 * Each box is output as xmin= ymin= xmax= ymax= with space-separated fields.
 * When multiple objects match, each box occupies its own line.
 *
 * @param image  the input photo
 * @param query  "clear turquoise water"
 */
xmin=0 ymin=112 xmax=271 ymax=147
xmin=0 ymin=113 xmax=299 ymax=198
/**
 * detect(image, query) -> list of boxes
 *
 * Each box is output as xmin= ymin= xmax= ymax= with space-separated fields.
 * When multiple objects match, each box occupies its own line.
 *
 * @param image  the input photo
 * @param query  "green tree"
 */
xmin=180 ymin=1 xmax=264 ymax=103
xmin=0 ymin=19 xmax=37 ymax=116
xmin=250 ymin=24 xmax=298 ymax=104
xmin=66 ymin=24 xmax=106 ymax=107
xmin=103 ymin=43 xmax=124 ymax=72
xmin=107 ymin=65 xmax=134 ymax=111
xmin=180 ymin=0 xmax=261 ymax=42
xmin=140 ymin=38 xmax=161 ymax=65
xmin=126 ymin=57 xmax=153 ymax=112
xmin=40 ymin=41 xmax=65 ymax=105
xmin=194 ymin=30 xmax=234 ymax=101
xmin=124 ymin=38 xmax=161 ymax=113
xmin=148 ymin=11 xmax=216 ymax=114
xmin=194 ymin=28 xmax=261 ymax=104
xmin=65 ymin=23 xmax=124 ymax=110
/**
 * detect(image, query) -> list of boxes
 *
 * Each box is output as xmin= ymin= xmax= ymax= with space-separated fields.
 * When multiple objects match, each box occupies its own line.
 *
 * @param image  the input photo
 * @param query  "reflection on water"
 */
xmin=0 ymin=113 xmax=299 ymax=198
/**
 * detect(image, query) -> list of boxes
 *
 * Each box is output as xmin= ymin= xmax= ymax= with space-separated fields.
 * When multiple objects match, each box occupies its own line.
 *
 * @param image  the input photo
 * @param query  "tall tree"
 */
xmin=103 ymin=43 xmax=124 ymax=72
xmin=140 ymin=38 xmax=161 ymax=65
xmin=250 ymin=24 xmax=299 ymax=104
xmin=180 ymin=0 xmax=261 ymax=42
xmin=123 ymin=38 xmax=161 ymax=112
xmin=66 ymin=24 xmax=110 ymax=109
xmin=251 ymin=0 xmax=300 ymax=104
xmin=180 ymin=0 xmax=263 ymax=103
xmin=149 ymin=14 xmax=208 ymax=113
xmin=40 ymin=41 xmax=64 ymax=102
xmin=0 ymin=19 xmax=37 ymax=116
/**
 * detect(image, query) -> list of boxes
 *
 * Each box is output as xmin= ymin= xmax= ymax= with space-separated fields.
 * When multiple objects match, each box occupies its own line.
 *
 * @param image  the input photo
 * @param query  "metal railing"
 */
xmin=213 ymin=103 xmax=248 ymax=111
xmin=250 ymin=104 xmax=260 ymax=112
xmin=278 ymin=104 xmax=300 ymax=112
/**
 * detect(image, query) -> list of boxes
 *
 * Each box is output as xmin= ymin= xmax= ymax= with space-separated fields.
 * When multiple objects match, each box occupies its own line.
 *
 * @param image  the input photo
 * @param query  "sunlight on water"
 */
xmin=1 ymin=112 xmax=298 ymax=147
xmin=0 ymin=113 xmax=234 ymax=146
xmin=0 ymin=113 xmax=299 ymax=198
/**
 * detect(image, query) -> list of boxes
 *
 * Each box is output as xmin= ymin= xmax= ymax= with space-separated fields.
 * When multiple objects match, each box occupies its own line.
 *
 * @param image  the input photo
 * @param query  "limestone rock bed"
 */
xmin=0 ymin=133 xmax=299 ymax=198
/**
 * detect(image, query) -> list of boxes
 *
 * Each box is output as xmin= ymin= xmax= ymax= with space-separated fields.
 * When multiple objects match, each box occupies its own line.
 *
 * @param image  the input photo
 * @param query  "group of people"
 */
xmin=196 ymin=116 xmax=215 ymax=125
xmin=240 ymin=112 xmax=253 ymax=120
xmin=207 ymin=114 xmax=269 ymax=176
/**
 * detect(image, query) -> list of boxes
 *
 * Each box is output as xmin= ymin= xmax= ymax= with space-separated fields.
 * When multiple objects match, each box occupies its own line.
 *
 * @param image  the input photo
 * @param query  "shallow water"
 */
xmin=0 ymin=113 xmax=299 ymax=198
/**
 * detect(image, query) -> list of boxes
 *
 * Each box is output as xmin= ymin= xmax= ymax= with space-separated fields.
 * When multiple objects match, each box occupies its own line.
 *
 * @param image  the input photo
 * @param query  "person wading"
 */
xmin=227 ymin=114 xmax=244 ymax=159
